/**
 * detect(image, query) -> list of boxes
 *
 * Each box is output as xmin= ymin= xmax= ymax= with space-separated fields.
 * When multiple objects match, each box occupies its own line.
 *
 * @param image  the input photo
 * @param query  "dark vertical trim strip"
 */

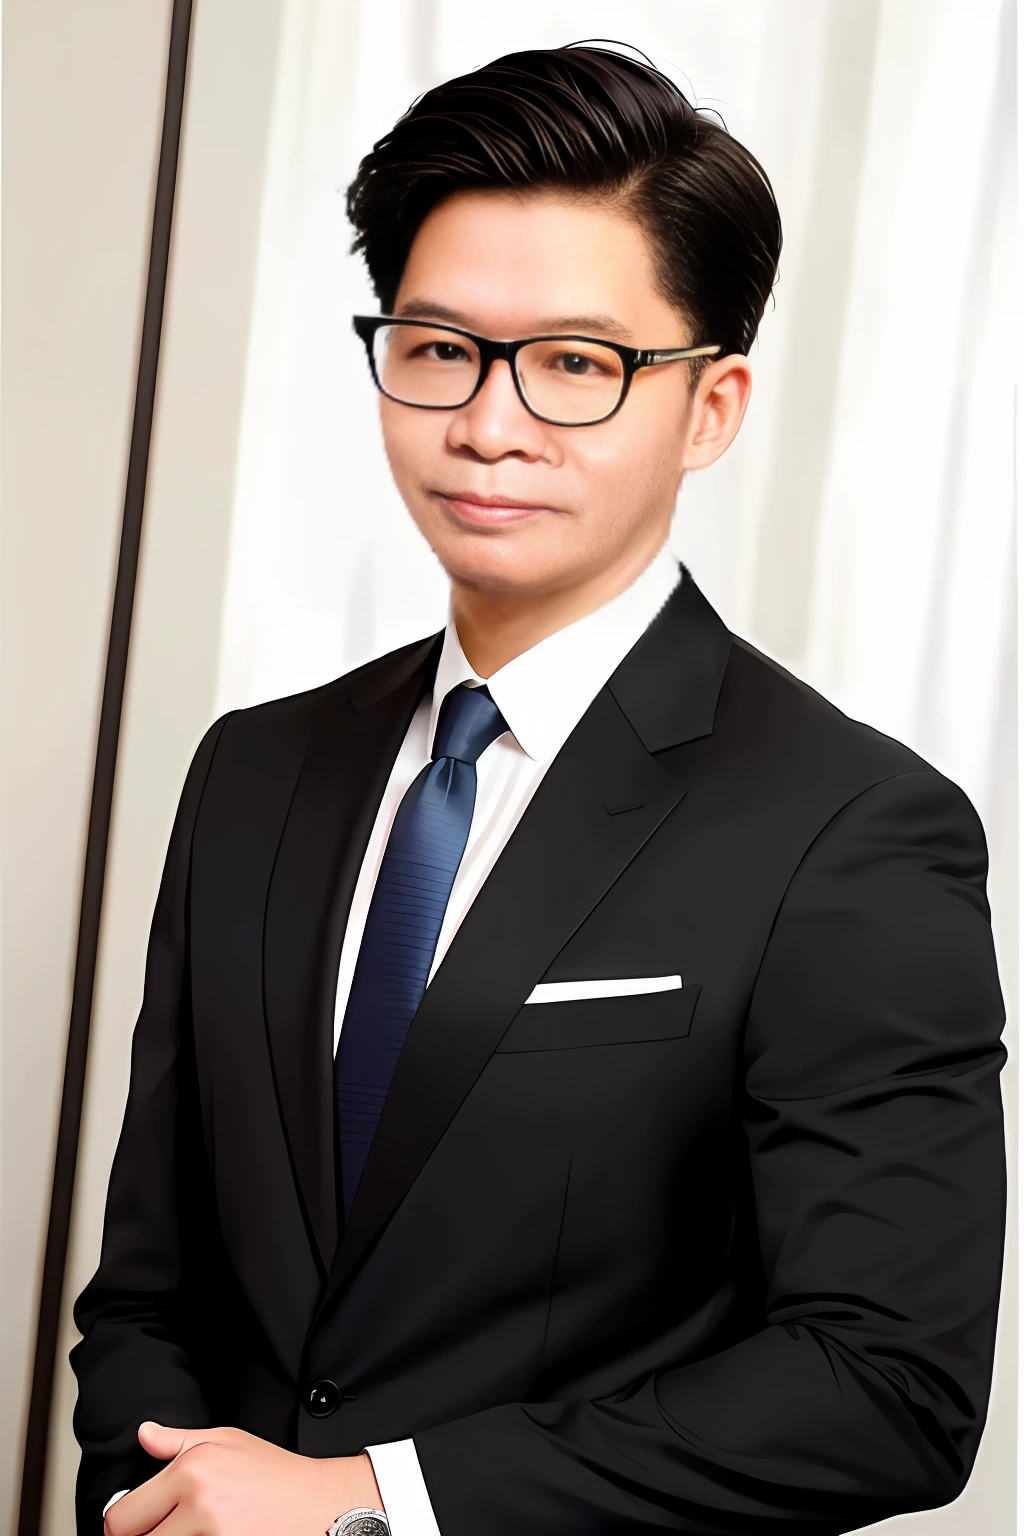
xmin=17 ymin=3 xmax=195 ymax=1531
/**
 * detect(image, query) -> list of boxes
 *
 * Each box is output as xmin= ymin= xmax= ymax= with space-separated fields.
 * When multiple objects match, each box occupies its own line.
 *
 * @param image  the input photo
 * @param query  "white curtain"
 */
xmin=213 ymin=5 xmax=1016 ymax=1528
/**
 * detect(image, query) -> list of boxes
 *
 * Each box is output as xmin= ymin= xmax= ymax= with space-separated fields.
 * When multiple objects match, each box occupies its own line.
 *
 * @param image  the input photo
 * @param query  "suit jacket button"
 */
xmin=307 ymin=1379 xmax=342 ymax=1417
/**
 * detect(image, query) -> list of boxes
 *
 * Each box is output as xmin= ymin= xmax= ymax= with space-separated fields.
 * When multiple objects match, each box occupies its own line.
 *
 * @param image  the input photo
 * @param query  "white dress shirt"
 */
xmin=103 ymin=545 xmax=680 ymax=1530
xmin=344 ymin=543 xmax=682 ymax=1533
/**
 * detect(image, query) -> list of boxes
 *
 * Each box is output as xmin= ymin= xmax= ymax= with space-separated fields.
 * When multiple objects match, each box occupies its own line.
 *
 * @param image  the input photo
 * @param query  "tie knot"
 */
xmin=432 ymin=684 xmax=508 ymax=764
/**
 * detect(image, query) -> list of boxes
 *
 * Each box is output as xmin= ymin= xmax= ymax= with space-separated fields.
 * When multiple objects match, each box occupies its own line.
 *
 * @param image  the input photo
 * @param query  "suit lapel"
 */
xmin=322 ymin=688 xmax=684 ymax=1307
xmin=262 ymin=636 xmax=440 ymax=1273
xmin=320 ymin=568 xmax=734 ymax=1309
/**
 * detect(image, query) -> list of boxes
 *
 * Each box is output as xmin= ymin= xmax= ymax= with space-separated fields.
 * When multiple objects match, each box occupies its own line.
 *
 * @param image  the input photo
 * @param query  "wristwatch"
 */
xmin=327 ymin=1510 xmax=390 ymax=1536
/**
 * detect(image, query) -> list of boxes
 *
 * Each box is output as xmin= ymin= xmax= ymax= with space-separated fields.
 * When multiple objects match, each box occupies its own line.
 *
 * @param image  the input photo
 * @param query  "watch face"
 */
xmin=346 ymin=1521 xmax=387 ymax=1536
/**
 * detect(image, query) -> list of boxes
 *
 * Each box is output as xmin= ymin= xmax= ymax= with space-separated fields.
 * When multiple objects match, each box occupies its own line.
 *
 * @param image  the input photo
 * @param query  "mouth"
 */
xmin=434 ymin=490 xmax=558 ymax=528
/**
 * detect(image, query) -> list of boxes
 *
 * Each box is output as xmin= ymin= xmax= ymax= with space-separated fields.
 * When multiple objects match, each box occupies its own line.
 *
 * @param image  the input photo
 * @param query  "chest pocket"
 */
xmin=495 ymin=983 xmax=701 ymax=1052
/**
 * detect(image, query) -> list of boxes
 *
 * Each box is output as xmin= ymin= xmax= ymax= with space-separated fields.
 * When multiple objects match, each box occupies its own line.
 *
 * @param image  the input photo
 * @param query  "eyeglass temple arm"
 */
xmin=638 ymin=344 xmax=723 ymax=366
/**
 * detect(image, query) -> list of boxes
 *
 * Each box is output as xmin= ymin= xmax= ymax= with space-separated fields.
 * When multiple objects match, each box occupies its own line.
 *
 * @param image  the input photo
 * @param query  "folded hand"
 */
xmin=104 ymin=1422 xmax=381 ymax=1536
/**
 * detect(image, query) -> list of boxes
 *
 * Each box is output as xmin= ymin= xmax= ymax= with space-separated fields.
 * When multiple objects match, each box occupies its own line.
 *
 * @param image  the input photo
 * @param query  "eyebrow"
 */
xmin=393 ymin=299 xmax=633 ymax=343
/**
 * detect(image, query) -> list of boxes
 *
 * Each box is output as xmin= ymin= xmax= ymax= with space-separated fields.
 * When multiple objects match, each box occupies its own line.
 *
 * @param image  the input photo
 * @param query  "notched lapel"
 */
xmin=262 ymin=637 xmax=439 ymax=1273
xmin=322 ymin=686 xmax=687 ymax=1309
xmin=608 ymin=568 xmax=732 ymax=752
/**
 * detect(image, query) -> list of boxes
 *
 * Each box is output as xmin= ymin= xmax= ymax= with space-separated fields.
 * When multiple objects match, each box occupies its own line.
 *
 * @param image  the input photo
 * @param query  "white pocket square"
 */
xmin=524 ymin=975 xmax=683 ymax=1005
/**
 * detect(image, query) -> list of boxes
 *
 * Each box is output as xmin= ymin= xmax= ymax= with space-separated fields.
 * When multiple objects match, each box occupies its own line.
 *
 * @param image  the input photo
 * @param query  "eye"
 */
xmin=420 ymin=340 xmax=471 ymax=363
xmin=548 ymin=349 xmax=615 ymax=378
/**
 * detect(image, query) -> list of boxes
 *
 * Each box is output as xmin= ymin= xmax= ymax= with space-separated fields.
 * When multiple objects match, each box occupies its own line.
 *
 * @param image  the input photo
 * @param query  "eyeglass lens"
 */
xmin=371 ymin=323 xmax=626 ymax=425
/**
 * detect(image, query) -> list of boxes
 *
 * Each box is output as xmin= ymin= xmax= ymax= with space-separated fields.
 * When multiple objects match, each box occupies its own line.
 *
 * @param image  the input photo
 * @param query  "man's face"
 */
xmin=379 ymin=188 xmax=746 ymax=598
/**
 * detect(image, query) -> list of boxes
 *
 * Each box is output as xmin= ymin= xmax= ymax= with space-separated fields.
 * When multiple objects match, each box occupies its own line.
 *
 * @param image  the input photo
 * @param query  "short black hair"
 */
xmin=346 ymin=43 xmax=782 ymax=361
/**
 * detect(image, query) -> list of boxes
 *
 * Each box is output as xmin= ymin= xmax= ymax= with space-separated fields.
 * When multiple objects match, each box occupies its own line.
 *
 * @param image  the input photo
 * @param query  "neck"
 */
xmin=450 ymin=534 xmax=667 ymax=678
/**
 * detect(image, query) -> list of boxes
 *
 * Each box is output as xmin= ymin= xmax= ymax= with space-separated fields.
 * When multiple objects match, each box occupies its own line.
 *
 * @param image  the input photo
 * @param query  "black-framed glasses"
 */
xmin=352 ymin=315 xmax=721 ymax=427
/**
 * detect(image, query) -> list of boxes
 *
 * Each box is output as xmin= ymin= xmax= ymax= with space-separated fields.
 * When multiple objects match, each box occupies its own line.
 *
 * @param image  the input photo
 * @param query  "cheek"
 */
xmin=570 ymin=415 xmax=682 ymax=511
xmin=379 ymin=402 xmax=442 ymax=492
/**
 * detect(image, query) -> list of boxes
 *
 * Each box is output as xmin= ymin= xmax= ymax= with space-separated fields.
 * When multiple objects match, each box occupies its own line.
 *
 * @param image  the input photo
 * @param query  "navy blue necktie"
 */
xmin=335 ymin=684 xmax=508 ymax=1219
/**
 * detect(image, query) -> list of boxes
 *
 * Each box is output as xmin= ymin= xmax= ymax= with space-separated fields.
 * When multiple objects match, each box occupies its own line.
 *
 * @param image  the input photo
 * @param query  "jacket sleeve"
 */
xmin=412 ymin=769 xmax=1008 ymax=1534
xmin=71 ymin=715 xmax=232 ymax=1534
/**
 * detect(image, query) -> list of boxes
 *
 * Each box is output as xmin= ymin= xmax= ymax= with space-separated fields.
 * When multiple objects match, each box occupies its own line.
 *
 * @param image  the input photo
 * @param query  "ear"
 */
xmin=680 ymin=354 xmax=753 ymax=473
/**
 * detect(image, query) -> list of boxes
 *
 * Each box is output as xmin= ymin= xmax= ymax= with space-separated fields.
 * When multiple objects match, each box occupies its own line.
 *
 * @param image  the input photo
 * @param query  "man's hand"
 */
xmin=104 ymin=1422 xmax=382 ymax=1535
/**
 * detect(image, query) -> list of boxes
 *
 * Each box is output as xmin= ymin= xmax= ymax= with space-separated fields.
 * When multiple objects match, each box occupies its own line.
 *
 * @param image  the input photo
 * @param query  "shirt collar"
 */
xmin=429 ymin=543 xmax=682 ymax=763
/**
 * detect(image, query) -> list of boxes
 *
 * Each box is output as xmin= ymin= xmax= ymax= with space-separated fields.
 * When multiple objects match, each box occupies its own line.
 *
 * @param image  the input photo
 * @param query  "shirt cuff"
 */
xmin=365 ymin=1440 xmax=440 ymax=1536
xmin=101 ymin=1490 xmax=130 ymax=1518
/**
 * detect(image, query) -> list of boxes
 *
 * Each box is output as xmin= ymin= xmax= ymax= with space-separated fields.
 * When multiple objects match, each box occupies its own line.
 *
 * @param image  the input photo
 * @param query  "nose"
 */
xmin=445 ymin=357 xmax=551 ymax=461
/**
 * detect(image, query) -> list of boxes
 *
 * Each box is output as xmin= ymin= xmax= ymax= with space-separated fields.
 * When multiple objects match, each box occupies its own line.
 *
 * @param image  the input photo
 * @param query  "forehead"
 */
xmin=394 ymin=189 xmax=678 ymax=340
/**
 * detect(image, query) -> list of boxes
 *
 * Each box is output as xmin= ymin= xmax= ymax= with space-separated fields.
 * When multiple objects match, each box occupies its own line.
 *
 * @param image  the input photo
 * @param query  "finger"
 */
xmin=137 ymin=1422 xmax=225 ymax=1461
xmin=112 ymin=1433 xmax=239 ymax=1535
xmin=108 ymin=1503 xmax=193 ymax=1536
xmin=104 ymin=1468 xmax=179 ymax=1536
xmin=137 ymin=1422 xmax=189 ymax=1462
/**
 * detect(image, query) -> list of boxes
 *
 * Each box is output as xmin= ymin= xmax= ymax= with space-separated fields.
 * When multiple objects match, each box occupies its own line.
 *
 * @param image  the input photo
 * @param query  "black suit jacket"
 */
xmin=73 ymin=571 xmax=1006 ymax=1534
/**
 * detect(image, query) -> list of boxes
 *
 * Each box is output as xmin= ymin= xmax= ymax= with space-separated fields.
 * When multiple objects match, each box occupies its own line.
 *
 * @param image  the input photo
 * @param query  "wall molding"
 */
xmin=16 ymin=3 xmax=194 ymax=1529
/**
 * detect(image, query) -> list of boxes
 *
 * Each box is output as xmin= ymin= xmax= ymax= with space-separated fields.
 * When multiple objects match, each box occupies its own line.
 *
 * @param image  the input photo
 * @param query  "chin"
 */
xmin=432 ymin=537 xmax=576 ymax=597
xmin=424 ymin=519 xmax=578 ymax=595
xmin=438 ymin=551 xmax=542 ymax=595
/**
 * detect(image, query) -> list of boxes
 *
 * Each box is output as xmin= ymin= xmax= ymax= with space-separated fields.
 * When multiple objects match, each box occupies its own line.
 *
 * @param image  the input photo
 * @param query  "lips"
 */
xmin=436 ymin=491 xmax=557 ymax=526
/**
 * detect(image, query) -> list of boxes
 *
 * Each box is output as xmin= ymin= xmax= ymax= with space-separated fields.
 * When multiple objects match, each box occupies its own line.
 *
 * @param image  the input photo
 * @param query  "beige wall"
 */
xmin=42 ymin=0 xmax=289 ymax=1526
xmin=1 ymin=1 xmax=170 ymax=1526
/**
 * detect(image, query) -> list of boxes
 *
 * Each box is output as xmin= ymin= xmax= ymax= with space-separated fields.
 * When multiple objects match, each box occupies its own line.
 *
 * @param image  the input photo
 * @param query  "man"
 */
xmin=73 ymin=43 xmax=1005 ymax=1536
